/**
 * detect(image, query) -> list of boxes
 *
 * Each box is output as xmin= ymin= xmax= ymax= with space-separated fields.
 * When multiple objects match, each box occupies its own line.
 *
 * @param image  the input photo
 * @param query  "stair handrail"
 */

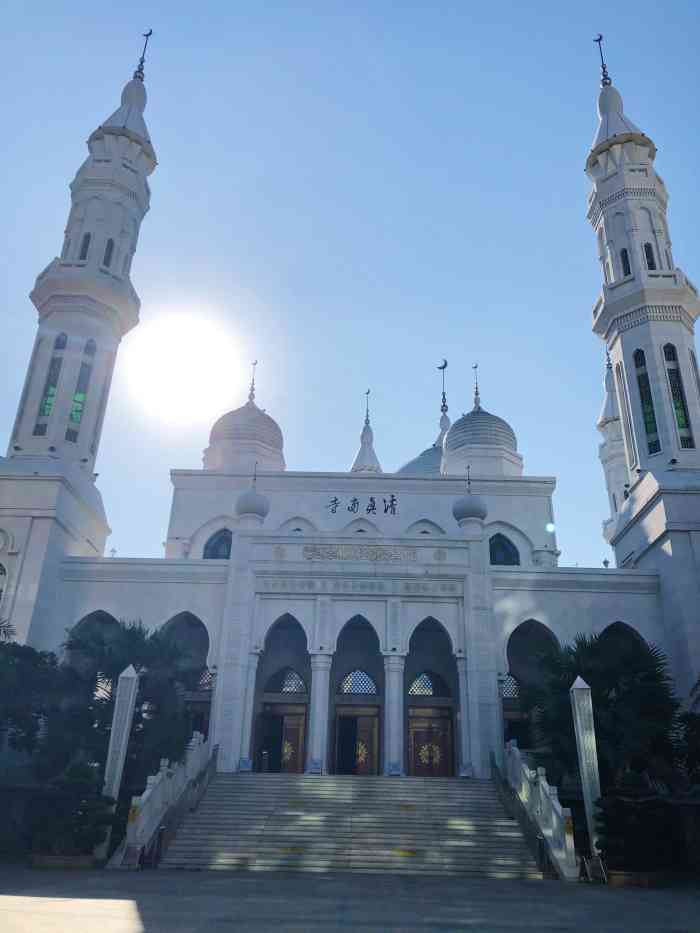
xmin=107 ymin=731 xmax=217 ymax=869
xmin=502 ymin=740 xmax=579 ymax=882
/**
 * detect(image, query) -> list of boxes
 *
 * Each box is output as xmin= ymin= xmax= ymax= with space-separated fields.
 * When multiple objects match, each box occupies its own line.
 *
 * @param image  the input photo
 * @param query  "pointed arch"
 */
xmin=160 ymin=611 xmax=210 ymax=670
xmin=264 ymin=613 xmax=309 ymax=653
xmin=408 ymin=671 xmax=451 ymax=697
xmin=334 ymin=614 xmax=382 ymax=653
xmin=78 ymin=233 xmax=91 ymax=261
xmin=341 ymin=517 xmax=382 ymax=536
xmin=338 ymin=669 xmax=378 ymax=695
xmin=598 ymin=620 xmax=647 ymax=651
xmin=489 ymin=532 xmax=520 ymax=566
xmin=403 ymin=519 xmax=447 ymax=537
xmin=406 ymin=615 xmax=455 ymax=654
xmin=203 ymin=528 xmax=232 ymax=560
xmin=264 ymin=667 xmax=307 ymax=694
xmin=277 ymin=516 xmax=318 ymax=534
xmin=506 ymin=619 xmax=558 ymax=689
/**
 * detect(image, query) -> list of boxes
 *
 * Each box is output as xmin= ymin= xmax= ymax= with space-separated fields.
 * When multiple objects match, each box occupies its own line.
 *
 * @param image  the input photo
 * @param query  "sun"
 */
xmin=122 ymin=310 xmax=244 ymax=428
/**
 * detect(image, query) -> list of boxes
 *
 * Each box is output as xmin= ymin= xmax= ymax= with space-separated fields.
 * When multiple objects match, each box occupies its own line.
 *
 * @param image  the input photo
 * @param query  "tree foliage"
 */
xmin=519 ymin=631 xmax=679 ymax=790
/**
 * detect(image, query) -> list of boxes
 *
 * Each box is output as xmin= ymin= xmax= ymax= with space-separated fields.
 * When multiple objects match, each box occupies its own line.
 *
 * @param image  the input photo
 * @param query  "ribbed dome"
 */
xmin=210 ymin=400 xmax=283 ymax=451
xmin=444 ymin=406 xmax=517 ymax=453
xmin=397 ymin=444 xmax=442 ymax=476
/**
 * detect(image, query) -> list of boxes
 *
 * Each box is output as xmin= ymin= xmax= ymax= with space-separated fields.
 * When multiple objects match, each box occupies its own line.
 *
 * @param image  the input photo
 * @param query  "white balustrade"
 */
xmin=123 ymin=731 xmax=212 ymax=858
xmin=503 ymin=740 xmax=578 ymax=881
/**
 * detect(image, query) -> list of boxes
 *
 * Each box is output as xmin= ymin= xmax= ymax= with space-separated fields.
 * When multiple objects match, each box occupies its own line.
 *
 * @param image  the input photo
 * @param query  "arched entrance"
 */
xmin=504 ymin=619 xmax=558 ymax=748
xmin=252 ymin=615 xmax=309 ymax=773
xmin=405 ymin=618 xmax=457 ymax=777
xmin=330 ymin=617 xmax=383 ymax=774
xmin=161 ymin=612 xmax=211 ymax=735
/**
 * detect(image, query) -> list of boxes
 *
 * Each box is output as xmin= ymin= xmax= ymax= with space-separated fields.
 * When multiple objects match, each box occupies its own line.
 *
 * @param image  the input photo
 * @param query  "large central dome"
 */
xmin=210 ymin=400 xmax=283 ymax=450
xmin=444 ymin=406 xmax=517 ymax=453
xmin=203 ymin=383 xmax=285 ymax=472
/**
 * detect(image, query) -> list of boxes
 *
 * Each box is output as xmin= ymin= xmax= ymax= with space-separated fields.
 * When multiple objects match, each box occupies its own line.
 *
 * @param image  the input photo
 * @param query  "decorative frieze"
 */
xmin=257 ymin=575 xmax=460 ymax=597
xmin=302 ymin=544 xmax=417 ymax=562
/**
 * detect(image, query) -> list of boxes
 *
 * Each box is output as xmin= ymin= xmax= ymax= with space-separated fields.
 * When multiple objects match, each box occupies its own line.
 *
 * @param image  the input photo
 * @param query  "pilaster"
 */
xmin=383 ymin=654 xmax=406 ymax=776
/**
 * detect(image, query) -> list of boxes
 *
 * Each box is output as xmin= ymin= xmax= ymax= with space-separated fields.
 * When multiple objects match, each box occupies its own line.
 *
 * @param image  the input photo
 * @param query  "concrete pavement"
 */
xmin=0 ymin=868 xmax=698 ymax=932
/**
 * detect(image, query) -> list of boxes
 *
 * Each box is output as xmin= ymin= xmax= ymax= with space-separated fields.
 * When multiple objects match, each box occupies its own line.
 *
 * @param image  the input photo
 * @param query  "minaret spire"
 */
xmin=134 ymin=29 xmax=153 ymax=82
xmin=472 ymin=363 xmax=481 ymax=410
xmin=248 ymin=360 xmax=258 ymax=404
xmin=435 ymin=359 xmax=451 ymax=445
xmin=593 ymin=33 xmax=611 ymax=87
xmin=351 ymin=390 xmax=382 ymax=474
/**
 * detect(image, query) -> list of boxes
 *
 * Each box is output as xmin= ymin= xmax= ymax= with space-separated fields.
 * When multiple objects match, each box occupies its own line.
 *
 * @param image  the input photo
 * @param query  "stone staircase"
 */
xmin=160 ymin=773 xmax=543 ymax=878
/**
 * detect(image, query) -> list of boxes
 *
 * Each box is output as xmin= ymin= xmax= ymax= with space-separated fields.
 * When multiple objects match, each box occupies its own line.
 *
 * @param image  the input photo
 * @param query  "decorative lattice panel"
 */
xmin=408 ymin=673 xmax=434 ymax=696
xmin=340 ymin=669 xmax=378 ymax=695
xmin=281 ymin=669 xmax=307 ymax=693
xmin=501 ymin=674 xmax=519 ymax=698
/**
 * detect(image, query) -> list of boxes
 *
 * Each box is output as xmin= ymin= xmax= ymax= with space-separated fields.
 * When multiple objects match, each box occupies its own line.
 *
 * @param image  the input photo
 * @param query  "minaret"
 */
xmin=8 ymin=36 xmax=157 ymax=472
xmin=351 ymin=390 xmax=382 ymax=474
xmin=587 ymin=38 xmax=700 ymax=482
xmin=597 ymin=352 xmax=628 ymax=541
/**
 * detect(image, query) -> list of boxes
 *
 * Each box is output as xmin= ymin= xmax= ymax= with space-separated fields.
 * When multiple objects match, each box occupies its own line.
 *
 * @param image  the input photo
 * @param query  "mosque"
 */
xmin=1 ymin=43 xmax=699 ymax=781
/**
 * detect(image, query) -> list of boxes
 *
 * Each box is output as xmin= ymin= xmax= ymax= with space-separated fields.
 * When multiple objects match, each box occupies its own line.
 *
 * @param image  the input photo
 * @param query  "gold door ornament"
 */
xmin=418 ymin=742 xmax=442 ymax=768
xmin=282 ymin=739 xmax=295 ymax=763
xmin=356 ymin=740 xmax=368 ymax=765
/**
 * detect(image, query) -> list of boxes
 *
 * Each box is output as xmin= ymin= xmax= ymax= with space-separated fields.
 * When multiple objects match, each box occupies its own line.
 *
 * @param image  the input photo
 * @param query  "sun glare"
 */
xmin=122 ymin=311 xmax=244 ymax=428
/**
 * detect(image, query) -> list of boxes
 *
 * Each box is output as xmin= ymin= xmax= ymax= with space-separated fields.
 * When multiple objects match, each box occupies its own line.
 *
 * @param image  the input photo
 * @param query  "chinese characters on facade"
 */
xmin=327 ymin=495 xmax=398 ymax=515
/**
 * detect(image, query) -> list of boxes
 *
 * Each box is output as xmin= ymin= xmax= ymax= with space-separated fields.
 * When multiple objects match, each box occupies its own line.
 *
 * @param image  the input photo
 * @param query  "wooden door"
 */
xmin=408 ymin=709 xmax=453 ymax=777
xmin=355 ymin=714 xmax=379 ymax=775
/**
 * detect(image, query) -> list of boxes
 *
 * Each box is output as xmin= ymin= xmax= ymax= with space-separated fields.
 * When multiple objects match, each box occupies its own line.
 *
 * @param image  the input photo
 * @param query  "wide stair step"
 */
xmin=159 ymin=773 xmax=542 ymax=879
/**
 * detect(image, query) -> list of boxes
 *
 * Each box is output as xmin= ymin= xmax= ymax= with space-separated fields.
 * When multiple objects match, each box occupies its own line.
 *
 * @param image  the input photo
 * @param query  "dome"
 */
xmin=453 ymin=493 xmax=488 ymax=523
xmin=444 ymin=406 xmax=517 ymax=453
xmin=235 ymin=486 xmax=270 ymax=519
xmin=397 ymin=444 xmax=442 ymax=476
xmin=210 ymin=400 xmax=283 ymax=450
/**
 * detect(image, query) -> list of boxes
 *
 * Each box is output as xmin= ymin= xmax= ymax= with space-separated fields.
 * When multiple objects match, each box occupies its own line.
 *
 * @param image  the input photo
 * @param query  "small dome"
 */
xmin=235 ymin=486 xmax=270 ymax=519
xmin=453 ymin=493 xmax=488 ymax=523
xmin=597 ymin=84 xmax=624 ymax=117
xmin=397 ymin=444 xmax=442 ymax=476
xmin=444 ymin=407 xmax=517 ymax=453
xmin=210 ymin=400 xmax=283 ymax=451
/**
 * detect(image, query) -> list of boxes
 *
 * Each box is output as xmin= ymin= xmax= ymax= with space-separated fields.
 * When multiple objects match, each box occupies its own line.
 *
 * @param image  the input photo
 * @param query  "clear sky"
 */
xmin=2 ymin=2 xmax=699 ymax=566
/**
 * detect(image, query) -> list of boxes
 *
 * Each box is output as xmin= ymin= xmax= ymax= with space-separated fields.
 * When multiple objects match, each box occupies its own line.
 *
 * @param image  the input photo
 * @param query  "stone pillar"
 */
xmin=383 ymin=655 xmax=405 ymax=776
xmin=570 ymin=676 xmax=602 ymax=856
xmin=96 ymin=664 xmax=139 ymax=859
xmin=306 ymin=653 xmax=332 ymax=773
xmin=238 ymin=651 xmax=260 ymax=771
xmin=456 ymin=656 xmax=473 ymax=777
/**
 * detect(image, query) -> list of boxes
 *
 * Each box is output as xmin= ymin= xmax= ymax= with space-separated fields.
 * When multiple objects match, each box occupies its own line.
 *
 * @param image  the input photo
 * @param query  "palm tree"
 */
xmin=520 ymin=632 xmax=678 ymax=791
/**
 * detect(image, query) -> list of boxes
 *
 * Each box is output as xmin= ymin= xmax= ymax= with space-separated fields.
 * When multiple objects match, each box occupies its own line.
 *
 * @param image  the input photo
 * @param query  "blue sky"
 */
xmin=2 ymin=2 xmax=699 ymax=566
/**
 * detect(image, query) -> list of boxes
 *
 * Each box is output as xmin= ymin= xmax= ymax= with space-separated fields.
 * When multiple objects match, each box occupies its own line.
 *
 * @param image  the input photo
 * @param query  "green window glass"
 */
xmin=68 ymin=362 xmax=92 ymax=427
xmin=664 ymin=344 xmax=694 ymax=449
xmin=37 ymin=356 xmax=63 ymax=419
xmin=633 ymin=350 xmax=660 ymax=455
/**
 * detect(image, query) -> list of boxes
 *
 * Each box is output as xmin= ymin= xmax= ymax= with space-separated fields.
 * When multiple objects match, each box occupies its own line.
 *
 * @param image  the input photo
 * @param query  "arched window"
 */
xmin=103 ymin=238 xmax=114 ymax=268
xmin=339 ymin=670 xmax=378 ymax=695
xmin=265 ymin=668 xmax=307 ymax=694
xmin=664 ymin=343 xmax=694 ymax=448
xmin=34 ymin=342 xmax=66 ymax=435
xmin=691 ymin=351 xmax=700 ymax=404
xmin=633 ymin=350 xmax=660 ymax=454
xmin=489 ymin=533 xmax=520 ymax=566
xmin=615 ymin=362 xmax=638 ymax=468
xmin=620 ymin=248 xmax=631 ymax=277
xmin=65 ymin=360 xmax=93 ymax=442
xmin=203 ymin=528 xmax=232 ymax=560
xmin=54 ymin=333 xmax=68 ymax=351
xmin=644 ymin=242 xmax=657 ymax=271
xmin=408 ymin=671 xmax=450 ymax=697
xmin=0 ymin=564 xmax=6 ymax=608
xmin=78 ymin=233 xmax=91 ymax=261
xmin=85 ymin=339 xmax=97 ymax=357
xmin=122 ymin=253 xmax=130 ymax=275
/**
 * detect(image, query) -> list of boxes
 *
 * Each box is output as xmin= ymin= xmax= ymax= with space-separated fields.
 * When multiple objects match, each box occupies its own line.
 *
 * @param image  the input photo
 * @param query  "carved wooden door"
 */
xmin=408 ymin=711 xmax=452 ymax=777
xmin=355 ymin=714 xmax=378 ymax=775
xmin=281 ymin=713 xmax=305 ymax=773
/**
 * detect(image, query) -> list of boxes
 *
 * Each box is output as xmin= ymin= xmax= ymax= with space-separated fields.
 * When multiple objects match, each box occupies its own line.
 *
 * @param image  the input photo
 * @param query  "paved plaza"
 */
xmin=0 ymin=868 xmax=698 ymax=933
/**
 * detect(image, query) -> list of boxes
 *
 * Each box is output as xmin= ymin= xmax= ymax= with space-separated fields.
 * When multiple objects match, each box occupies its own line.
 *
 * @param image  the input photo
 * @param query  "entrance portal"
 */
xmin=407 ymin=707 xmax=453 ymax=777
xmin=335 ymin=707 xmax=379 ymax=775
xmin=257 ymin=704 xmax=306 ymax=773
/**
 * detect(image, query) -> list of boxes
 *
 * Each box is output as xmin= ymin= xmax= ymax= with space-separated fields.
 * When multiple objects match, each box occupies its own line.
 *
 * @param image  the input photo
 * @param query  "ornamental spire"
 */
xmin=472 ymin=363 xmax=481 ymax=411
xmin=435 ymin=359 xmax=451 ymax=444
xmin=593 ymin=34 xmax=611 ymax=87
xmin=351 ymin=389 xmax=382 ymax=474
xmin=248 ymin=360 xmax=258 ymax=404
xmin=134 ymin=29 xmax=153 ymax=82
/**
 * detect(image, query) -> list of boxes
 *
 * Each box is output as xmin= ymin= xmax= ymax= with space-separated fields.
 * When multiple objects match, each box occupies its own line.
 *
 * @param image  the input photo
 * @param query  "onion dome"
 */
xmin=453 ymin=492 xmax=488 ymax=523
xmin=204 ymin=369 xmax=285 ymax=472
xmin=235 ymin=484 xmax=270 ymax=520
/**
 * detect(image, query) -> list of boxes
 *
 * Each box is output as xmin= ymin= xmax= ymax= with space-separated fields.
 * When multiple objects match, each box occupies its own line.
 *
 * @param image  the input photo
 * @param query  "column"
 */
xmin=306 ymin=653 xmax=332 ymax=774
xmin=238 ymin=651 xmax=260 ymax=771
xmin=456 ymin=656 xmax=473 ymax=777
xmin=383 ymin=654 xmax=405 ymax=776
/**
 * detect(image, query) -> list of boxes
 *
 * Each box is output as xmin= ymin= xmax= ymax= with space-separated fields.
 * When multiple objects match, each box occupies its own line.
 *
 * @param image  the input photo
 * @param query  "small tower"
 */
xmin=597 ymin=353 xmax=628 ymax=541
xmin=587 ymin=39 xmax=700 ymax=480
xmin=8 ymin=37 xmax=157 ymax=472
xmin=351 ymin=390 xmax=382 ymax=474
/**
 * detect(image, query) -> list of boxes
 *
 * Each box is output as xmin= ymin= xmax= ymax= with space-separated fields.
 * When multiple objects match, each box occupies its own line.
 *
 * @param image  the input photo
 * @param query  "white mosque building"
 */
xmin=1 ymin=46 xmax=699 ymax=781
